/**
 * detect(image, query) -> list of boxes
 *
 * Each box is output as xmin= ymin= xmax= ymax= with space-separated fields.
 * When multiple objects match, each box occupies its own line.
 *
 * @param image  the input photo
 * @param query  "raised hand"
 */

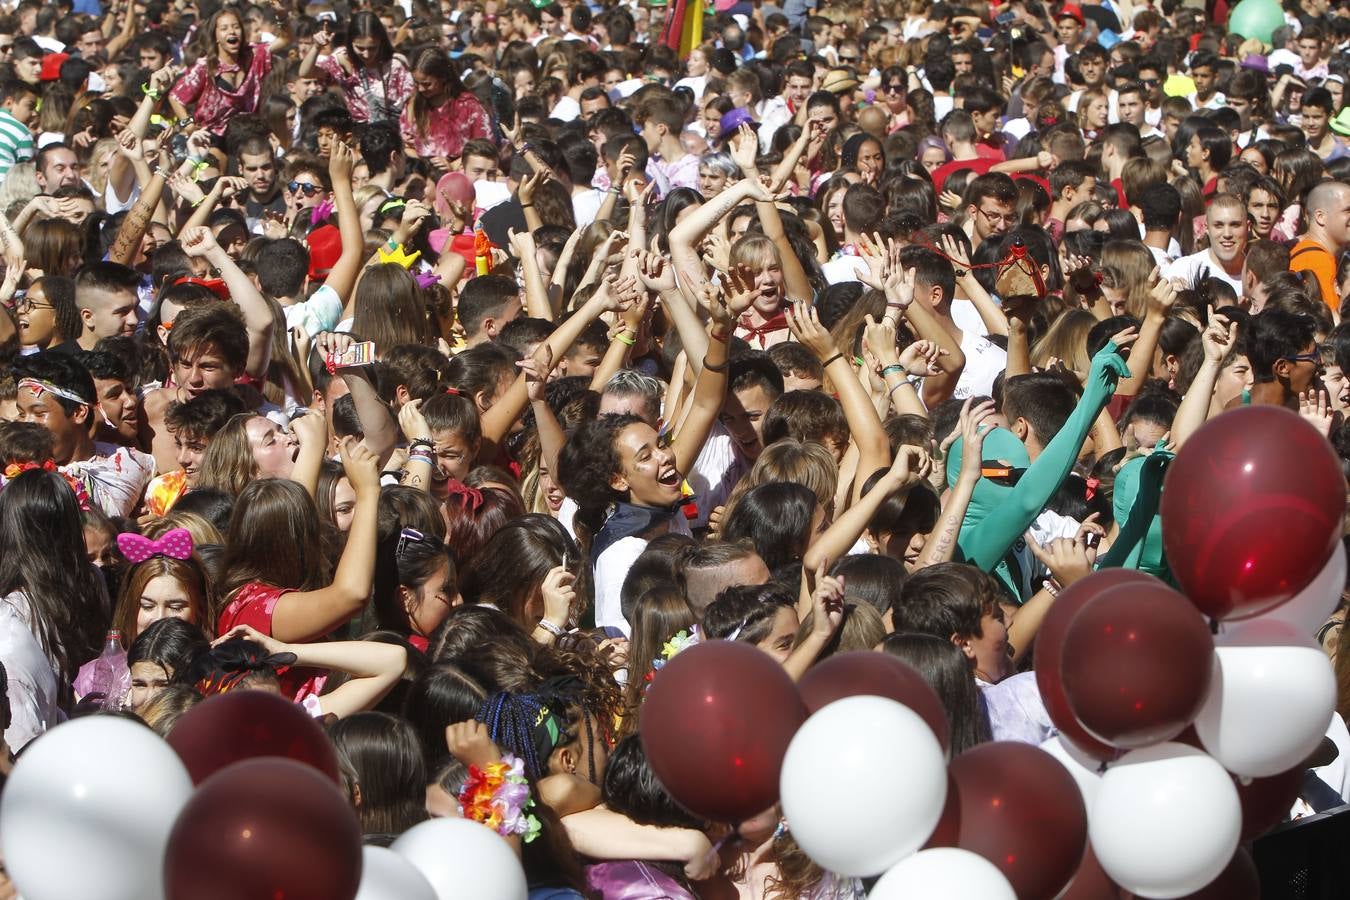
xmin=1299 ymin=389 xmax=1334 ymax=437
xmin=890 ymin=443 xmax=933 ymax=490
xmin=636 ymin=249 xmax=676 ymax=293
xmin=730 ymin=123 xmax=759 ymax=175
xmin=785 ymin=302 xmax=836 ymax=361
xmin=518 ymin=342 xmax=555 ymax=403
xmin=539 ymin=564 xmax=576 ymax=628
xmin=398 ymin=398 xmax=431 ymax=442
xmin=179 ymin=225 xmax=220 ymax=257
xmin=898 ymin=338 xmax=946 ymax=376
xmin=809 ymin=561 xmax=845 ymax=641
xmin=1201 ymin=309 xmax=1236 ymax=362
xmin=329 ymin=139 xmax=354 ymax=182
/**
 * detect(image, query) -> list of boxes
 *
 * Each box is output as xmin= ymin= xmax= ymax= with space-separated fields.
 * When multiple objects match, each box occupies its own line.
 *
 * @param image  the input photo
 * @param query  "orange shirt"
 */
xmin=1290 ymin=238 xmax=1339 ymax=312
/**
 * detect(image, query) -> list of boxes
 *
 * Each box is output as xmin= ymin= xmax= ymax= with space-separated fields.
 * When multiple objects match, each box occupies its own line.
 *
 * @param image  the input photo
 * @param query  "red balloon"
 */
xmin=1034 ymin=569 xmax=1156 ymax=762
xmin=163 ymin=758 xmax=362 ymax=900
xmin=946 ymin=742 xmax=1088 ymax=900
xmin=1161 ymin=405 xmax=1346 ymax=621
xmin=1176 ymin=847 xmax=1259 ymax=900
xmin=167 ymin=690 xmax=340 ymax=785
xmin=1235 ymin=767 xmax=1303 ymax=841
xmin=1061 ymin=580 xmax=1215 ymax=749
xmin=1056 ymin=844 xmax=1127 ymax=900
xmin=641 ymin=640 xmax=807 ymax=823
xmin=798 ymin=651 xmax=949 ymax=751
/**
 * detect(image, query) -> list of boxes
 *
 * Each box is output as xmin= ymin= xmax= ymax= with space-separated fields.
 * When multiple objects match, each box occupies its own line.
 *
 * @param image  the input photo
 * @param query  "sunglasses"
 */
xmin=287 ymin=181 xmax=321 ymax=195
xmin=839 ymin=55 xmax=860 ymax=64
xmin=884 ymin=82 xmax=905 ymax=93
xmin=1283 ymin=350 xmax=1321 ymax=364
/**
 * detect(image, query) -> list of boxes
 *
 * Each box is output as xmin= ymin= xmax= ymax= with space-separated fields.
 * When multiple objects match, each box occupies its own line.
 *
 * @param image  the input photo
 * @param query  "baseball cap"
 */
xmin=1056 ymin=4 xmax=1085 ymax=25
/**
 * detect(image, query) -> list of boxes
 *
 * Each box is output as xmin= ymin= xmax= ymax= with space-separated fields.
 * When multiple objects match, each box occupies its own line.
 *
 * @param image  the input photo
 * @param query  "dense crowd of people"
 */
xmin=0 ymin=0 xmax=1349 ymax=894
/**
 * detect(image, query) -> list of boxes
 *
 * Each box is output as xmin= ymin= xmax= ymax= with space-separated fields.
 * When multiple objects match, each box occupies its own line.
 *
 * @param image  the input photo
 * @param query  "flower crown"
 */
xmin=458 ymin=752 xmax=541 ymax=843
xmin=2 ymin=460 xmax=92 ymax=510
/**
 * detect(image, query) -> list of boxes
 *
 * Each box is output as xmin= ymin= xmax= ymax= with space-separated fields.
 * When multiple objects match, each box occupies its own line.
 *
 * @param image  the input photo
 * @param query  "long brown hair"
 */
xmin=219 ymin=479 xmax=329 ymax=617
xmin=618 ymin=587 xmax=696 ymax=736
xmin=406 ymin=48 xmax=467 ymax=135
xmin=112 ymin=555 xmax=215 ymax=647
xmin=194 ymin=413 xmax=259 ymax=497
xmin=352 ymin=264 xmax=431 ymax=355
xmin=199 ymin=7 xmax=250 ymax=75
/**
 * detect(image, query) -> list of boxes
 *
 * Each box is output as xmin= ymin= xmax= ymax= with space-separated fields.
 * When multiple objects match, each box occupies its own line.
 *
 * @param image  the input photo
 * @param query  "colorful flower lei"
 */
xmin=458 ymin=752 xmax=541 ymax=844
xmin=643 ymin=628 xmax=700 ymax=687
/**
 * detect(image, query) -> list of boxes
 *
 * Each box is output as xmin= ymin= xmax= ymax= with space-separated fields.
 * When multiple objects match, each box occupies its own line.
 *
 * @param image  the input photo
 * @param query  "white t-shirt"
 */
xmin=593 ymin=514 xmax=693 ymax=636
xmin=0 ymin=591 xmax=61 ymax=751
xmin=950 ymin=297 xmax=989 ymax=337
xmin=572 ymin=188 xmax=606 ymax=228
xmin=674 ymin=74 xmax=708 ymax=102
xmin=687 ymin=421 xmax=750 ymax=530
xmin=953 ymin=328 xmax=1008 ymax=400
xmin=550 ymin=95 xmax=581 ymax=122
xmin=1163 ymin=249 xmax=1244 ymax=297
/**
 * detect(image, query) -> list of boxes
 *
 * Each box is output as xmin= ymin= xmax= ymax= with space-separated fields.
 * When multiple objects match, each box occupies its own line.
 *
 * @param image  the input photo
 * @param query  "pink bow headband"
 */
xmin=117 ymin=528 xmax=195 ymax=564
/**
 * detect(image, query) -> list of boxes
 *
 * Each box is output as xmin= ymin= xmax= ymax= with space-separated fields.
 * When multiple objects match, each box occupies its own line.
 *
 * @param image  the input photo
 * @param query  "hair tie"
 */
xmin=446 ymin=480 xmax=484 ymax=512
xmin=1085 ymin=477 xmax=1100 ymax=501
xmin=117 ymin=528 xmax=195 ymax=564
xmin=444 ymin=386 xmax=461 ymax=396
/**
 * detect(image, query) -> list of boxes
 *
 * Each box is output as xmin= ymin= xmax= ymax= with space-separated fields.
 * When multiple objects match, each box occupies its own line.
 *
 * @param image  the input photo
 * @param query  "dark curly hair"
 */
xmin=556 ymin=413 xmax=644 ymax=556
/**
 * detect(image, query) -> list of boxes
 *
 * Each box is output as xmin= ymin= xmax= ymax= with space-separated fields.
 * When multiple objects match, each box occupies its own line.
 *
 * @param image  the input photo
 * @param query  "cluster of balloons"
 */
xmin=639 ymin=407 xmax=1346 ymax=899
xmin=0 ymin=690 xmax=530 ymax=900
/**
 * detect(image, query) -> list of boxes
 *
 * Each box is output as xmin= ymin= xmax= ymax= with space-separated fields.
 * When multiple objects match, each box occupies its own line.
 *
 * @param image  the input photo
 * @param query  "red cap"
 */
xmin=40 ymin=53 xmax=68 ymax=82
xmin=1056 ymin=4 xmax=1085 ymax=25
xmin=306 ymin=224 xmax=342 ymax=281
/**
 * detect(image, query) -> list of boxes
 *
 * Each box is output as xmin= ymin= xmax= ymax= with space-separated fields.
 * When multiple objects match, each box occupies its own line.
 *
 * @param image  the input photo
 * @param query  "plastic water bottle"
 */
xmin=90 ymin=630 xmax=128 ymax=709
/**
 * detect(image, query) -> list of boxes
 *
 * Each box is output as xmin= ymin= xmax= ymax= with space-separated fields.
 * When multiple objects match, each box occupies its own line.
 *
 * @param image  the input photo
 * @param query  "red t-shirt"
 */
xmin=931 ymin=157 xmax=996 ymax=194
xmin=218 ymin=581 xmax=326 ymax=702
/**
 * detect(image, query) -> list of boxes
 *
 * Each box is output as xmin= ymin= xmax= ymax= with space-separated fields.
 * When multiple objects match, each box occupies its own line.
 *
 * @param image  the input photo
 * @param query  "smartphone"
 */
xmin=996 ymin=9 xmax=1017 ymax=24
xmin=170 ymin=132 xmax=189 ymax=163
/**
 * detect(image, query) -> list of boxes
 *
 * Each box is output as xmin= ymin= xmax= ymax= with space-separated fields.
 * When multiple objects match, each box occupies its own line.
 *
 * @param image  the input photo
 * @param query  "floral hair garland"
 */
xmin=2 ymin=460 xmax=92 ymax=511
xmin=643 ymin=627 xmax=700 ymax=688
xmin=458 ymin=752 xmax=541 ymax=844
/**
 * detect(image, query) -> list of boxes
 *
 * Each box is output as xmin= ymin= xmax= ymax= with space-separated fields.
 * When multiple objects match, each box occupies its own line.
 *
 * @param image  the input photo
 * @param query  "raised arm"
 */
xmin=508 ymin=228 xmax=554 ymax=321
xmin=340 ymin=370 xmax=398 ymax=465
xmin=728 ymin=124 xmax=812 ymax=304
xmin=1173 ymin=312 xmax=1235 ymax=448
xmin=941 ymin=234 xmax=1009 ymax=337
xmin=667 ymin=271 xmax=751 ymax=473
xmin=1117 ymin=270 xmax=1174 ymax=397
xmin=324 ymin=141 xmax=366 ymax=315
xmin=914 ymin=400 xmax=995 ymax=569
xmin=669 ymin=178 xmax=774 ymax=303
xmin=954 ymin=338 xmax=1132 ymax=572
xmin=180 ymin=225 xmax=274 ymax=378
xmin=270 ymin=439 xmax=381 ymax=643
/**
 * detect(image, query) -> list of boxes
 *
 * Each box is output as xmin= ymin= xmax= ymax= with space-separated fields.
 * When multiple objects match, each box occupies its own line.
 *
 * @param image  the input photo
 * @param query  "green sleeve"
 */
xmin=956 ymin=343 xmax=1129 ymax=572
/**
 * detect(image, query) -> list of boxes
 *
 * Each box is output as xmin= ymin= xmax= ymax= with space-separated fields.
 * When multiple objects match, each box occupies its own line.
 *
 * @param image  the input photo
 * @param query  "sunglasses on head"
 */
xmin=288 ymin=181 xmax=320 ymax=195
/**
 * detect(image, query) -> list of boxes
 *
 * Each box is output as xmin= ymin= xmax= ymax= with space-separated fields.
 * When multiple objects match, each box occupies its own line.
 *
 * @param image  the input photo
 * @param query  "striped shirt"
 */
xmin=0 ymin=108 xmax=33 ymax=184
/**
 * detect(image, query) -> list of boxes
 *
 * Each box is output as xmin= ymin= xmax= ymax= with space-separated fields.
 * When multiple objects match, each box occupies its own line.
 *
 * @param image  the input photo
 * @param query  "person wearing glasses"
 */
xmin=1234 ymin=309 xmax=1322 ymax=412
xmin=13 ymin=275 xmax=77 ymax=354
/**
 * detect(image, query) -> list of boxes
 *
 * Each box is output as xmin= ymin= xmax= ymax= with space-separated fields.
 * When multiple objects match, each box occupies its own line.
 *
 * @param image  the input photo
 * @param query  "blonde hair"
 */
xmin=1101 ymin=239 xmax=1157 ymax=318
xmin=718 ymin=439 xmax=838 ymax=535
xmin=194 ymin=413 xmax=260 ymax=497
xmin=1031 ymin=308 xmax=1096 ymax=378
xmin=145 ymin=511 xmax=225 ymax=547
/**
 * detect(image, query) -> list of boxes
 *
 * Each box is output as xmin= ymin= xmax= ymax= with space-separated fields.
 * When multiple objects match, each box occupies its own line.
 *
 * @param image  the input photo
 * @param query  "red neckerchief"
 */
xmin=737 ymin=312 xmax=788 ymax=348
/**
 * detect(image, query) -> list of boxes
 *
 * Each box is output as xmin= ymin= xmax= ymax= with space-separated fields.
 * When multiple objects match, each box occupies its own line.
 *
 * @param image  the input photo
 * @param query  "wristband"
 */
xmin=521 ymin=203 xmax=534 ymax=209
xmin=703 ymin=355 xmax=729 ymax=373
xmin=821 ymin=352 xmax=844 ymax=368
xmin=881 ymin=364 xmax=905 ymax=377
xmin=889 ymin=380 xmax=912 ymax=397
xmin=534 ymin=618 xmax=565 ymax=636
xmin=615 ymin=330 xmax=637 ymax=346
xmin=408 ymin=438 xmax=434 ymax=452
xmin=141 ymin=83 xmax=162 ymax=100
xmin=709 ymin=329 xmax=731 ymax=343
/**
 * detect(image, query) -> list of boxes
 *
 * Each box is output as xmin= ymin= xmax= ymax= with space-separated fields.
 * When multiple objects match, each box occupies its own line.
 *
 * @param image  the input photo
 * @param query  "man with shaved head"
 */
xmin=1291 ymin=181 xmax=1350 ymax=313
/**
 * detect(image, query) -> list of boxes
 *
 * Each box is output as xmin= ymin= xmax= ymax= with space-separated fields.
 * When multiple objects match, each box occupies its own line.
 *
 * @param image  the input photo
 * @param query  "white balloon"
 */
xmin=780 ymin=696 xmax=947 ymax=877
xmin=869 ymin=848 xmax=1016 ymax=900
xmin=1040 ymin=735 xmax=1104 ymax=809
xmin=392 ymin=818 xmax=528 ymax=900
xmin=356 ymin=846 xmax=437 ymax=900
xmin=1244 ymin=541 xmax=1346 ymax=635
xmin=1089 ymin=743 xmax=1240 ymax=899
xmin=0 ymin=717 xmax=193 ymax=900
xmin=1195 ymin=618 xmax=1337 ymax=778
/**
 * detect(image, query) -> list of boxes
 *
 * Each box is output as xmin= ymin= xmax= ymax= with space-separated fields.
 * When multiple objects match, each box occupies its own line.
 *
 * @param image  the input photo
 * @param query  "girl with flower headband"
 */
xmin=616 ymin=586 xmax=697 ymax=738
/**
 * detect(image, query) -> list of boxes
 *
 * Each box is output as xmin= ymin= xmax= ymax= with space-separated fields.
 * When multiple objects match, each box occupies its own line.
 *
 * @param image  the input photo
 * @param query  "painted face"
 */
xmin=406 ymin=557 xmax=455 ymax=637
xmin=429 ymin=427 xmax=477 ymax=498
xmin=245 ymin=416 xmax=298 ymax=479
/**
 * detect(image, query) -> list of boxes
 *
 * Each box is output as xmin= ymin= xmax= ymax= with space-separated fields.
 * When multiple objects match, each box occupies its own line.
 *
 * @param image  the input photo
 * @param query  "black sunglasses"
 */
xmin=885 ymin=82 xmax=905 ymax=93
xmin=287 ymin=181 xmax=320 ymax=195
